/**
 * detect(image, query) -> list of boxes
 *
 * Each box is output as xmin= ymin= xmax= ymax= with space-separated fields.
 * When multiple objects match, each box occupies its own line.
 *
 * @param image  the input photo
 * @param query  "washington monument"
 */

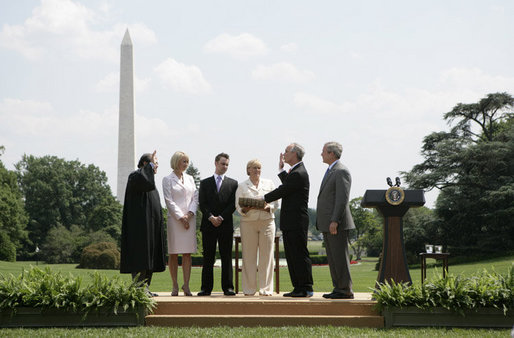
xmin=117 ymin=29 xmax=136 ymax=202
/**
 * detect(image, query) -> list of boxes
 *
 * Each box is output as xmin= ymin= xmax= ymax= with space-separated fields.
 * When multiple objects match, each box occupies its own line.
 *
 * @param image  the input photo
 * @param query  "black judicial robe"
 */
xmin=120 ymin=163 xmax=166 ymax=273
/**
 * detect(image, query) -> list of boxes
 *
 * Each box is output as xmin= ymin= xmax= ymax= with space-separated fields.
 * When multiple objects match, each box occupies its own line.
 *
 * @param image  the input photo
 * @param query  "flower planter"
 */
xmin=0 ymin=307 xmax=146 ymax=328
xmin=383 ymin=307 xmax=513 ymax=328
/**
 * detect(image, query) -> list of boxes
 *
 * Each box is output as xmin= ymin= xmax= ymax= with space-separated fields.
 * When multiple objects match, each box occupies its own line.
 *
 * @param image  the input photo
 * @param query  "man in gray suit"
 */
xmin=316 ymin=141 xmax=355 ymax=299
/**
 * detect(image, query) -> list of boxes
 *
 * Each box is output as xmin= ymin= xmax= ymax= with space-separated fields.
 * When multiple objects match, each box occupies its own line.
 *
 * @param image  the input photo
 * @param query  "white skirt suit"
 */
xmin=235 ymin=178 xmax=279 ymax=295
xmin=162 ymin=172 xmax=198 ymax=254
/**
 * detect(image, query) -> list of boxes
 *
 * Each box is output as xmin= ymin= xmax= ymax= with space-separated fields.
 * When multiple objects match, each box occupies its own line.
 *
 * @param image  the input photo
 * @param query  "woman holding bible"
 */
xmin=235 ymin=159 xmax=278 ymax=296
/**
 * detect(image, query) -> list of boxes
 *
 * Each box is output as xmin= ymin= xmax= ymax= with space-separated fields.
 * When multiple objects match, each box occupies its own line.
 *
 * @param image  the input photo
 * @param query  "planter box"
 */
xmin=0 ymin=307 xmax=146 ymax=328
xmin=383 ymin=307 xmax=513 ymax=328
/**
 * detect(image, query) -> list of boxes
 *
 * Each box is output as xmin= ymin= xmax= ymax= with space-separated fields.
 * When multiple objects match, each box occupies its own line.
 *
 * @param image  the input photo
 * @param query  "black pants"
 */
xmin=131 ymin=270 xmax=153 ymax=286
xmin=201 ymin=227 xmax=234 ymax=293
xmin=283 ymin=229 xmax=313 ymax=292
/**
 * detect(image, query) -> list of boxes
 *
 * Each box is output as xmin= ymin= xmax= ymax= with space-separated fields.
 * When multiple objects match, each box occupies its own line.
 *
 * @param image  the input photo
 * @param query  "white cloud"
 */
xmin=280 ymin=42 xmax=297 ymax=53
xmin=252 ymin=62 xmax=315 ymax=83
xmin=154 ymin=58 xmax=211 ymax=94
xmin=440 ymin=67 xmax=514 ymax=97
xmin=294 ymin=92 xmax=351 ymax=114
xmin=204 ymin=33 xmax=269 ymax=59
xmin=294 ymin=68 xmax=514 ymax=120
xmin=0 ymin=0 xmax=156 ymax=62
xmin=0 ymin=98 xmax=56 ymax=135
xmin=0 ymin=97 xmax=116 ymax=137
xmin=95 ymin=72 xmax=150 ymax=93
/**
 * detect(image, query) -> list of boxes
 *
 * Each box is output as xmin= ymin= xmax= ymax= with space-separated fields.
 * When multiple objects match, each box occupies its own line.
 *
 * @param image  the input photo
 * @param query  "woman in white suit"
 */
xmin=162 ymin=151 xmax=198 ymax=296
xmin=235 ymin=159 xmax=278 ymax=296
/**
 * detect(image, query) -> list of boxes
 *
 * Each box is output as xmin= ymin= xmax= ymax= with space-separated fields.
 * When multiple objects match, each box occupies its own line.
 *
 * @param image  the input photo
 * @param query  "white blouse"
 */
xmin=235 ymin=178 xmax=279 ymax=221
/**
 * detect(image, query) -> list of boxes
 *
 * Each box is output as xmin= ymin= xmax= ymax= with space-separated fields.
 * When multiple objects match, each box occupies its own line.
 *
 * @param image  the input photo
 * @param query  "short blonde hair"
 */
xmin=246 ymin=159 xmax=262 ymax=175
xmin=170 ymin=151 xmax=189 ymax=170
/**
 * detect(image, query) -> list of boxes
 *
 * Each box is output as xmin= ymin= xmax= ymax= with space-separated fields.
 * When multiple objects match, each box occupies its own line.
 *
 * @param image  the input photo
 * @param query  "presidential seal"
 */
xmin=385 ymin=186 xmax=405 ymax=206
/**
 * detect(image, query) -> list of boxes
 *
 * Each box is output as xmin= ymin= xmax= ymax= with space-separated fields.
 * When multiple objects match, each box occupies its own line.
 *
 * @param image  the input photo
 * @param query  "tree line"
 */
xmin=0 ymin=92 xmax=512 ymax=263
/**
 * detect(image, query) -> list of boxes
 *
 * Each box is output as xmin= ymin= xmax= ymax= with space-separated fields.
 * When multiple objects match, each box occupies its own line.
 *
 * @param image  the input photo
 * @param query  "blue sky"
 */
xmin=1 ymin=0 xmax=513 ymax=208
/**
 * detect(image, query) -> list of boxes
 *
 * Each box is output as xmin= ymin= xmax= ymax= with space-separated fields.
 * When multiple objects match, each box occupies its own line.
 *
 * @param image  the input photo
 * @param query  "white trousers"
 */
xmin=240 ymin=218 xmax=275 ymax=295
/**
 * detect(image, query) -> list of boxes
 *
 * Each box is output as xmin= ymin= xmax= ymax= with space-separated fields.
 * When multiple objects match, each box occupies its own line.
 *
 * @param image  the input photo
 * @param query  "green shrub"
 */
xmin=79 ymin=242 xmax=120 ymax=269
xmin=310 ymin=255 xmax=328 ymax=265
xmin=0 ymin=231 xmax=16 ymax=261
xmin=177 ymin=254 xmax=203 ymax=266
xmin=374 ymin=265 xmax=514 ymax=315
xmin=0 ymin=267 xmax=155 ymax=315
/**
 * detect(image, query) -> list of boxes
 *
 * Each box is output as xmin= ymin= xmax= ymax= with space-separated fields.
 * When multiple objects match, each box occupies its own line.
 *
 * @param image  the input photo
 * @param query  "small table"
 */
xmin=419 ymin=252 xmax=450 ymax=282
xmin=234 ymin=234 xmax=280 ymax=294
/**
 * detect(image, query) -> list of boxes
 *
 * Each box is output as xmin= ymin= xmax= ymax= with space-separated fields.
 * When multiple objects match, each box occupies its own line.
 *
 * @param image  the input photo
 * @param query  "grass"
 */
xmin=1 ymin=255 xmax=512 ymax=336
xmin=1 ymin=254 xmax=513 ymax=294
xmin=0 ymin=326 xmax=510 ymax=337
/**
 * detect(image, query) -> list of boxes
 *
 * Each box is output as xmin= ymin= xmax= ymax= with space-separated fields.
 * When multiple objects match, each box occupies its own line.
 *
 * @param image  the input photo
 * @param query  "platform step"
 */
xmin=146 ymin=314 xmax=384 ymax=328
xmin=145 ymin=292 xmax=384 ymax=328
xmin=153 ymin=300 xmax=378 ymax=316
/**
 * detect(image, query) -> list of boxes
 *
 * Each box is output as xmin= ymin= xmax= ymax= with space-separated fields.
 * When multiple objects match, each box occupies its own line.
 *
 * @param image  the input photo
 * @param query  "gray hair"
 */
xmin=290 ymin=143 xmax=305 ymax=160
xmin=325 ymin=142 xmax=343 ymax=159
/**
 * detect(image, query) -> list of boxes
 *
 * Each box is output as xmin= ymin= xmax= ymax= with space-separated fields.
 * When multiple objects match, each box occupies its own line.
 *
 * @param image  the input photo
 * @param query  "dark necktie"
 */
xmin=322 ymin=168 xmax=330 ymax=184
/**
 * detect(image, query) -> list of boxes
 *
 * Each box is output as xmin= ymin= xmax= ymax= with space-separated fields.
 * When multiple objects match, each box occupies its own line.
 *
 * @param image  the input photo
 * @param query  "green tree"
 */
xmin=87 ymin=201 xmax=122 ymax=244
xmin=40 ymin=224 xmax=115 ymax=263
xmin=403 ymin=92 xmax=514 ymax=255
xmin=15 ymin=154 xmax=119 ymax=255
xmin=402 ymin=207 xmax=437 ymax=263
xmin=349 ymin=197 xmax=382 ymax=259
xmin=0 ymin=146 xmax=28 ymax=260
xmin=186 ymin=162 xmax=203 ymax=253
xmin=186 ymin=162 xmax=201 ymax=189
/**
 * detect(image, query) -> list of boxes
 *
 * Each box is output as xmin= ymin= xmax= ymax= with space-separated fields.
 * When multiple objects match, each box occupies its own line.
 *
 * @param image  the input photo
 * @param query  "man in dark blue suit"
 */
xmin=265 ymin=143 xmax=313 ymax=297
xmin=198 ymin=152 xmax=238 ymax=296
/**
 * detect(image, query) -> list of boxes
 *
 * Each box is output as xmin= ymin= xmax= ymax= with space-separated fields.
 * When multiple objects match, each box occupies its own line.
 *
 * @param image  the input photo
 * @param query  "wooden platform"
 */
xmin=146 ymin=292 xmax=384 ymax=328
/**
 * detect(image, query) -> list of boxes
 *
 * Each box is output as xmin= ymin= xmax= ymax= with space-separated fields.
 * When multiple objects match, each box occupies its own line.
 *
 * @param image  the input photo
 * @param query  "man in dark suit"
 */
xmin=198 ymin=152 xmax=238 ymax=296
xmin=264 ymin=143 xmax=313 ymax=297
xmin=316 ymin=142 xmax=355 ymax=299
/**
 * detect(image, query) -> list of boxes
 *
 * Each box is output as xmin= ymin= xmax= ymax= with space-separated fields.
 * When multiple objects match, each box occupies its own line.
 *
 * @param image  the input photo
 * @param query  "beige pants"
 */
xmin=240 ymin=218 xmax=275 ymax=295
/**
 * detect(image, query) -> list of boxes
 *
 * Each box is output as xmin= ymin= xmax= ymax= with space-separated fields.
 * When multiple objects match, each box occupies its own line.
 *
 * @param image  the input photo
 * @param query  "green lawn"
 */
xmin=0 ymin=326 xmax=510 ymax=337
xmin=1 ymin=254 xmax=512 ymax=294
xmin=0 ymin=255 xmax=512 ymax=336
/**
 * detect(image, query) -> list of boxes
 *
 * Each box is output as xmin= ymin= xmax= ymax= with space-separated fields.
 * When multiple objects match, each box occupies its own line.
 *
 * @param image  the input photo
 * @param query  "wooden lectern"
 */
xmin=361 ymin=189 xmax=425 ymax=286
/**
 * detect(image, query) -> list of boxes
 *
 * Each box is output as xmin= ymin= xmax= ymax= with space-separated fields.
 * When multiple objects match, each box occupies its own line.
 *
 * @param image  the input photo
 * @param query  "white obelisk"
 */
xmin=117 ymin=29 xmax=136 ymax=203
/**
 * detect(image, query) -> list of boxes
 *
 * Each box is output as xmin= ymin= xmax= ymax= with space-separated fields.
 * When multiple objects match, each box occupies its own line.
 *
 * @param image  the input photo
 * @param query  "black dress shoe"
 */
xmin=323 ymin=292 xmax=354 ymax=299
xmin=283 ymin=290 xmax=296 ymax=297
xmin=197 ymin=290 xmax=211 ymax=296
xmin=224 ymin=289 xmax=236 ymax=296
xmin=290 ymin=290 xmax=313 ymax=298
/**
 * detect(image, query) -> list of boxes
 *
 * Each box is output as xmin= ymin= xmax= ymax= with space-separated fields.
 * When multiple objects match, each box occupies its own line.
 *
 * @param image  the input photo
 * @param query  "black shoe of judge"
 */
xmin=283 ymin=290 xmax=296 ymax=297
xmin=197 ymin=290 xmax=211 ymax=296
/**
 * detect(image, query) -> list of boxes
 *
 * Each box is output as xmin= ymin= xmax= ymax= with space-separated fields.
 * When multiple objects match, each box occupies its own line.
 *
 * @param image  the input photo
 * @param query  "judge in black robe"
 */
xmin=120 ymin=152 xmax=166 ymax=293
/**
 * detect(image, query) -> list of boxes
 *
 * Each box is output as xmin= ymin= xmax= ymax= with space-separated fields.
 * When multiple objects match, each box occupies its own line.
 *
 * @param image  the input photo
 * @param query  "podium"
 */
xmin=361 ymin=189 xmax=425 ymax=286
